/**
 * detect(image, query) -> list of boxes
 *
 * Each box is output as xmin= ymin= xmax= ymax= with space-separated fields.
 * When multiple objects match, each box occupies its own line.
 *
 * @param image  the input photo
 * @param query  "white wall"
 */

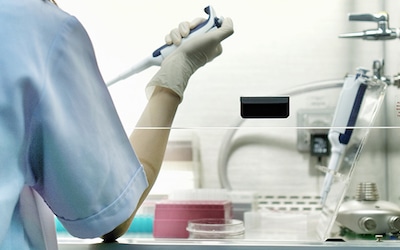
xmin=57 ymin=0 xmax=400 ymax=201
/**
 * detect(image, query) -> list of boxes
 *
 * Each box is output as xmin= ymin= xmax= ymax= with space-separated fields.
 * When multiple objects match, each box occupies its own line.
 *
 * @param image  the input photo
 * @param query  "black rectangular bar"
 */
xmin=240 ymin=96 xmax=289 ymax=118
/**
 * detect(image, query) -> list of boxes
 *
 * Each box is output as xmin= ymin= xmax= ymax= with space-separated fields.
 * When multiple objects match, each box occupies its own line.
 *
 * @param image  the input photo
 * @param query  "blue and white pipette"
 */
xmin=320 ymin=68 xmax=369 ymax=205
xmin=106 ymin=6 xmax=223 ymax=87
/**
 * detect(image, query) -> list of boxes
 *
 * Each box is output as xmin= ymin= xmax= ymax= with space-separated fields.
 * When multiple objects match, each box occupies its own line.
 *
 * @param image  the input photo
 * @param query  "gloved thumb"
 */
xmin=213 ymin=17 xmax=234 ymax=42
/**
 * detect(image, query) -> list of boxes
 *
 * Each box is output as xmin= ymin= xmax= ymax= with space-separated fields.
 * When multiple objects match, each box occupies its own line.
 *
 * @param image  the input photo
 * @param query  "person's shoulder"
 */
xmin=36 ymin=1 xmax=80 ymax=35
xmin=1 ymin=0 xmax=79 ymax=39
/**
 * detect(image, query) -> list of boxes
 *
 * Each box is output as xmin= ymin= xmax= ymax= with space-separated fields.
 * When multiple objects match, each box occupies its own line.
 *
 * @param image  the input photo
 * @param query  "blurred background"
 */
xmin=56 ymin=0 xmax=400 ymax=205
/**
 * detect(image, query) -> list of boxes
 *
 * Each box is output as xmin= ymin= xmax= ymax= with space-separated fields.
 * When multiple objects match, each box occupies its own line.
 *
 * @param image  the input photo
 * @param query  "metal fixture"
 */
xmin=356 ymin=182 xmax=380 ymax=201
xmin=336 ymin=183 xmax=400 ymax=235
xmin=339 ymin=12 xmax=400 ymax=87
xmin=339 ymin=12 xmax=399 ymax=40
xmin=393 ymin=73 xmax=400 ymax=88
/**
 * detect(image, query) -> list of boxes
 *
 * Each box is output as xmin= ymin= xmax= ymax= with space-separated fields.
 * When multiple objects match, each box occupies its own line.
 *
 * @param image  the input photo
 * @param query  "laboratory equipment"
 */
xmin=320 ymin=68 xmax=369 ymax=205
xmin=218 ymin=80 xmax=345 ymax=191
xmin=240 ymin=97 xmax=290 ymax=119
xmin=106 ymin=6 xmax=223 ymax=86
xmin=218 ymin=70 xmax=387 ymax=240
xmin=339 ymin=12 xmax=400 ymax=40
xmin=336 ymin=182 xmax=400 ymax=236
xmin=153 ymin=200 xmax=232 ymax=238
xmin=58 ymin=4 xmax=400 ymax=248
xmin=187 ymin=219 xmax=245 ymax=239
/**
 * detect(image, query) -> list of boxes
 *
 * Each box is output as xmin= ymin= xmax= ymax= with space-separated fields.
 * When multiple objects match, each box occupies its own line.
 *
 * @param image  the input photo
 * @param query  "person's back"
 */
xmin=0 ymin=1 xmax=70 ymax=249
xmin=0 ymin=1 xmax=149 ymax=248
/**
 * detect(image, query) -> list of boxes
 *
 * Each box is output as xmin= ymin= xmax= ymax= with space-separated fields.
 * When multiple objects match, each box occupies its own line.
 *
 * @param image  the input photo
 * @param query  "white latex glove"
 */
xmin=146 ymin=17 xmax=234 ymax=101
xmin=164 ymin=18 xmax=206 ymax=46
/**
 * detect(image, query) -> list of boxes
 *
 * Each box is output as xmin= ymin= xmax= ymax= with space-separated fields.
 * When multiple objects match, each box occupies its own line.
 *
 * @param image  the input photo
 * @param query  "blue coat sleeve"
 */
xmin=30 ymin=16 xmax=148 ymax=238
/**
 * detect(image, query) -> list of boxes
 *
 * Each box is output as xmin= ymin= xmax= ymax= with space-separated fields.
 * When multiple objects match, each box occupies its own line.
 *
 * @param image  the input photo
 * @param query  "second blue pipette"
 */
xmin=320 ymin=68 xmax=369 ymax=205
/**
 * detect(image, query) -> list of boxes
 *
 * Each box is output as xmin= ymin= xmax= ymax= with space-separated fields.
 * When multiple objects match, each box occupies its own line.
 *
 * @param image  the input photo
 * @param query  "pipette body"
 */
xmin=106 ymin=6 xmax=222 ymax=87
xmin=320 ymin=68 xmax=369 ymax=205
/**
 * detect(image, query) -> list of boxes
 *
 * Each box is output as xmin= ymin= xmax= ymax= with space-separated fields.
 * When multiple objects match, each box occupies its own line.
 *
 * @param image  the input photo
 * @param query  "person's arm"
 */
xmin=102 ymin=17 xmax=233 ymax=241
xmin=102 ymin=86 xmax=180 ymax=242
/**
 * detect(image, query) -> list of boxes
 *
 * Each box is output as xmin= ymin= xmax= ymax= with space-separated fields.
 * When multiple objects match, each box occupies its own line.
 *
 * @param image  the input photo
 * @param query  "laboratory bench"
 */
xmin=58 ymin=237 xmax=400 ymax=250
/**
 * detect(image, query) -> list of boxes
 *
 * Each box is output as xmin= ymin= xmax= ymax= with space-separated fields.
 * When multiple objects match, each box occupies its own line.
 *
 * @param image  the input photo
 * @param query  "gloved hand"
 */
xmin=164 ymin=18 xmax=206 ymax=46
xmin=146 ymin=17 xmax=234 ymax=101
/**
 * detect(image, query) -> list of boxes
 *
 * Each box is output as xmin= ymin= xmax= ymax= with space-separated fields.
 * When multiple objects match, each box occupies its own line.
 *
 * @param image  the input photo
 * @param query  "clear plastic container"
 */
xmin=186 ymin=219 xmax=245 ymax=239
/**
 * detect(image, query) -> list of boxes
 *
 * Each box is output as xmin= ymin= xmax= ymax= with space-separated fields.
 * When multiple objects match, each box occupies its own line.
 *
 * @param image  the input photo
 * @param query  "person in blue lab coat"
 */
xmin=0 ymin=0 xmax=234 ymax=248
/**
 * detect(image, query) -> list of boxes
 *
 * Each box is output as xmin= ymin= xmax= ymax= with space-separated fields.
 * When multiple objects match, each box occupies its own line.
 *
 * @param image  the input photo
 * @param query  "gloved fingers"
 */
xmin=178 ymin=21 xmax=191 ymax=37
xmin=164 ymin=34 xmax=173 ymax=45
xmin=175 ymin=18 xmax=206 ymax=43
xmin=209 ymin=17 xmax=234 ymax=42
xmin=189 ymin=17 xmax=206 ymax=29
xmin=181 ymin=17 xmax=233 ymax=54
xmin=165 ymin=21 xmax=189 ymax=45
xmin=165 ymin=26 xmax=183 ymax=45
xmin=148 ymin=18 xmax=233 ymax=102
xmin=177 ymin=17 xmax=233 ymax=51
xmin=164 ymin=21 xmax=190 ymax=45
xmin=165 ymin=18 xmax=206 ymax=46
